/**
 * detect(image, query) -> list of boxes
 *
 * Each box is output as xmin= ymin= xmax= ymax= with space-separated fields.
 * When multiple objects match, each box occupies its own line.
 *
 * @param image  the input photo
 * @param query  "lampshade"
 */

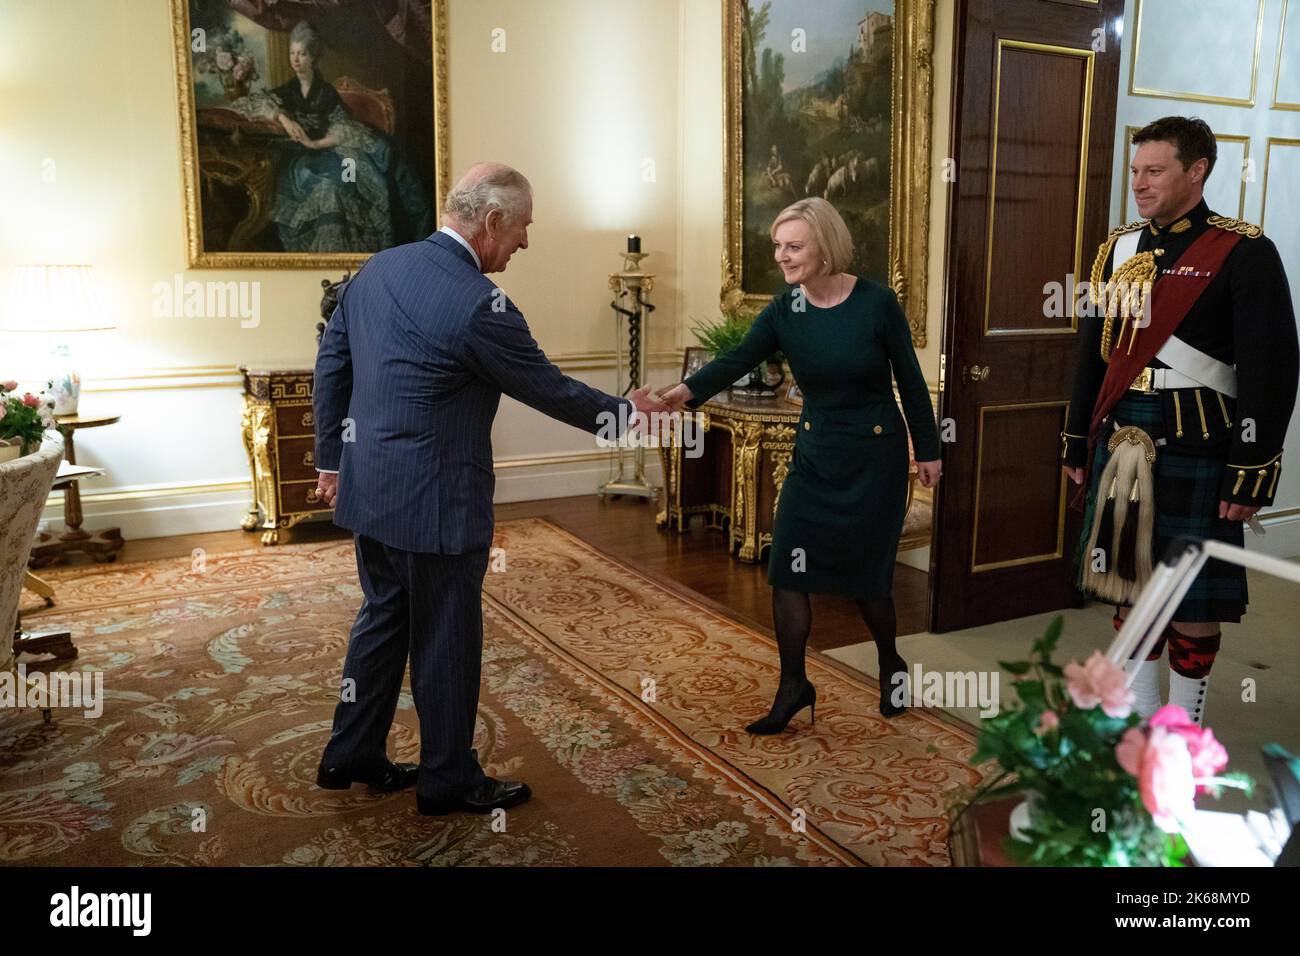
xmin=1 ymin=264 xmax=114 ymax=333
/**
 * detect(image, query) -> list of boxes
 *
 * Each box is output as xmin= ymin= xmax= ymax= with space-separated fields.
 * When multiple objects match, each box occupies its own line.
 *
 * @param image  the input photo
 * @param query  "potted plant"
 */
xmin=952 ymin=615 xmax=1251 ymax=866
xmin=689 ymin=312 xmax=783 ymax=398
xmin=0 ymin=379 xmax=57 ymax=463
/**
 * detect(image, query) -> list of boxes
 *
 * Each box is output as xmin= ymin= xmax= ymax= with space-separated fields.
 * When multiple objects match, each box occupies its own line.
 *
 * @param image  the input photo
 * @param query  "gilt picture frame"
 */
xmin=169 ymin=0 xmax=450 ymax=269
xmin=721 ymin=0 xmax=935 ymax=346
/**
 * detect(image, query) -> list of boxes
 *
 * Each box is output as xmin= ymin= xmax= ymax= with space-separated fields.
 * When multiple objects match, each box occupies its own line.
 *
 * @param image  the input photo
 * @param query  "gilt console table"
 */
xmin=239 ymin=366 xmax=331 ymax=545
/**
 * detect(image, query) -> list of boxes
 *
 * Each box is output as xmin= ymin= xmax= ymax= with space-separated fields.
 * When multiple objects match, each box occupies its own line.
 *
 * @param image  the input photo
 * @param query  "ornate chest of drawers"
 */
xmin=239 ymin=366 xmax=330 ymax=544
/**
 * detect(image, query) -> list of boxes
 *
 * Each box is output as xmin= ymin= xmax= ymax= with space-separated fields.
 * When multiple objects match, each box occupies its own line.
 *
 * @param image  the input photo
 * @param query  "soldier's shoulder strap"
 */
xmin=1207 ymin=215 xmax=1264 ymax=239
xmin=1090 ymin=219 xmax=1149 ymax=292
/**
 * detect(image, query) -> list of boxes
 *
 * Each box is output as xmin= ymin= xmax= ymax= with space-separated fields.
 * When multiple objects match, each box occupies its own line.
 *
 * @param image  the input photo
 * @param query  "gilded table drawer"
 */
xmin=276 ymin=436 xmax=319 ymax=482
xmin=275 ymin=403 xmax=315 ymax=438
xmin=278 ymin=479 xmax=331 ymax=515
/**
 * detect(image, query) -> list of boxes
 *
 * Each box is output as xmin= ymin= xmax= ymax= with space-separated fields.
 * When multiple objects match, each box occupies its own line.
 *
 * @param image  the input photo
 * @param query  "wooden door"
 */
xmin=931 ymin=0 xmax=1124 ymax=632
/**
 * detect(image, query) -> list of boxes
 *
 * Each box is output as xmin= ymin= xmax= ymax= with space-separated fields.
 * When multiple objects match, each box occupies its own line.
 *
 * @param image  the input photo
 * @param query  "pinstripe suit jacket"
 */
xmin=313 ymin=231 xmax=633 ymax=553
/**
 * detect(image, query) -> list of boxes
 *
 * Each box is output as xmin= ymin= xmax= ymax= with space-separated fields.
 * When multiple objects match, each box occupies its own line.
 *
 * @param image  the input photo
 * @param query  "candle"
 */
xmin=627 ymin=234 xmax=641 ymax=254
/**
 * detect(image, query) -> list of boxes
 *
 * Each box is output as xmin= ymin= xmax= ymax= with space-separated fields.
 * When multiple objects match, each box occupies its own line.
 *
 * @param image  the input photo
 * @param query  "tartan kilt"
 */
xmin=1076 ymin=392 xmax=1247 ymax=622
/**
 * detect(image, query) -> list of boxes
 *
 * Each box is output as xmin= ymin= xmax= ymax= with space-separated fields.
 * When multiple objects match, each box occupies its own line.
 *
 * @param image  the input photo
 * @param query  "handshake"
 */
xmin=629 ymin=382 xmax=693 ymax=416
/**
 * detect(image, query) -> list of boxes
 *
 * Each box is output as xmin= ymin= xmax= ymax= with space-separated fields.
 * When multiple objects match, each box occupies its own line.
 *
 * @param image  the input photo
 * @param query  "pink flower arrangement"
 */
xmin=967 ymin=617 xmax=1251 ymax=866
xmin=1064 ymin=651 xmax=1134 ymax=718
xmin=1 ymin=379 xmax=56 ymax=452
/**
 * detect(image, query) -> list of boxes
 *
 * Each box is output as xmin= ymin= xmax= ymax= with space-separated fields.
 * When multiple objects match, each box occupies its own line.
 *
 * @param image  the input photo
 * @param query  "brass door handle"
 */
xmin=964 ymin=364 xmax=991 ymax=383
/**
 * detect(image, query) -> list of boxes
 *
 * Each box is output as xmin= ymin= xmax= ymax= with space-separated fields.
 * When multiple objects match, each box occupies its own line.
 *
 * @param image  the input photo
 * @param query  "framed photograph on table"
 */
xmin=681 ymin=347 xmax=712 ymax=382
xmin=721 ymin=0 xmax=935 ymax=346
xmin=170 ymin=0 xmax=450 ymax=268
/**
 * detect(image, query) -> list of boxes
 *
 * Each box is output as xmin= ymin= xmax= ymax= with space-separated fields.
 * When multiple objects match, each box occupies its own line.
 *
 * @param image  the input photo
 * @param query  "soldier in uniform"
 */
xmin=1061 ymin=116 xmax=1298 ymax=725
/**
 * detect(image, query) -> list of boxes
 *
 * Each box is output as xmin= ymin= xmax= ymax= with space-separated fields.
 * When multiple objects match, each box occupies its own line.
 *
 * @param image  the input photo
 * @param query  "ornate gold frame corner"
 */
xmin=169 ymin=0 xmax=450 ymax=269
xmin=721 ymin=0 xmax=934 ymax=347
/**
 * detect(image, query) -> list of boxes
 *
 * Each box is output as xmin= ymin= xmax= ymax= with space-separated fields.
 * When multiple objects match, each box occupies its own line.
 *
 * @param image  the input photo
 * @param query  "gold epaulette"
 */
xmin=1089 ymin=219 xmax=1149 ymax=304
xmin=1208 ymin=215 xmax=1263 ymax=239
xmin=1108 ymin=219 xmax=1150 ymax=240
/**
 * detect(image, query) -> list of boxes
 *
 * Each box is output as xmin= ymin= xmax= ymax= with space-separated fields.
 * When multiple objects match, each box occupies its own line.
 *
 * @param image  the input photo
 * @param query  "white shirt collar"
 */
xmin=438 ymin=226 xmax=481 ymax=270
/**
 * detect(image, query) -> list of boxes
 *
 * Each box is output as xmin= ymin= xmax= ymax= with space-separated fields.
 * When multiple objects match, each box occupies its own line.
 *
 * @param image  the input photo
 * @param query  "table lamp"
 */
xmin=1 ymin=265 xmax=114 ymax=416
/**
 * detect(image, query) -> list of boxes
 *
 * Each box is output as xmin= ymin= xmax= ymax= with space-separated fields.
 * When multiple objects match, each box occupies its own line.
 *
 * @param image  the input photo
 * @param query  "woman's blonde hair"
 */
xmin=770 ymin=197 xmax=854 ymax=275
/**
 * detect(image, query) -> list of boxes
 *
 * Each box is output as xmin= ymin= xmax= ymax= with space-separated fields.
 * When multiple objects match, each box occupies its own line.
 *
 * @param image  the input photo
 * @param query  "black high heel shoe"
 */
xmin=879 ymin=654 xmax=909 ymax=718
xmin=745 ymin=681 xmax=817 ymax=735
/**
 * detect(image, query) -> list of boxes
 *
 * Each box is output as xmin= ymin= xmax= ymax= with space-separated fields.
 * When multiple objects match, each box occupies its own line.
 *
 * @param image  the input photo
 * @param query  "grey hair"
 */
xmin=289 ymin=21 xmax=323 ymax=60
xmin=442 ymin=165 xmax=532 ymax=234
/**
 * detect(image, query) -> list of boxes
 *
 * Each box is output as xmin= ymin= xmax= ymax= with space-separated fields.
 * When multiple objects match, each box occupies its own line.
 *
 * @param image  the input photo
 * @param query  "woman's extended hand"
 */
xmin=916 ymin=459 xmax=942 ymax=488
xmin=659 ymin=382 xmax=694 ymax=411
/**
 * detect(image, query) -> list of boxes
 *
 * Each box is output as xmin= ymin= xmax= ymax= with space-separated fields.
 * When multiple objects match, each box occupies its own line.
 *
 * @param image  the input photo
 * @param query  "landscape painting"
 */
xmin=722 ymin=0 xmax=935 ymax=345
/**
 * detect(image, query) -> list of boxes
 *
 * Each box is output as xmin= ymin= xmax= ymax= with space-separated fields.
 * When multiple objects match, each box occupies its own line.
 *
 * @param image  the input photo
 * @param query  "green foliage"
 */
xmin=690 ymin=311 xmax=755 ymax=357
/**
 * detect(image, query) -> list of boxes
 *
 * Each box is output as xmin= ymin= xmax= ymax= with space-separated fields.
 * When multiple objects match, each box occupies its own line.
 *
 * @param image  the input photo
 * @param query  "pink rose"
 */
xmin=1 ymin=380 xmax=17 ymax=392
xmin=22 ymin=392 xmax=41 ymax=408
xmin=1116 ymin=725 xmax=1196 ymax=832
xmin=1064 ymin=651 xmax=1134 ymax=718
xmin=1149 ymin=705 xmax=1228 ymax=791
xmin=1034 ymin=710 xmax=1059 ymax=735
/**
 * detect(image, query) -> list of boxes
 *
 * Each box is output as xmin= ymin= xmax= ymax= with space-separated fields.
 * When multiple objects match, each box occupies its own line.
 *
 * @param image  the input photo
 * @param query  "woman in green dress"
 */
xmin=661 ymin=198 xmax=942 ymax=734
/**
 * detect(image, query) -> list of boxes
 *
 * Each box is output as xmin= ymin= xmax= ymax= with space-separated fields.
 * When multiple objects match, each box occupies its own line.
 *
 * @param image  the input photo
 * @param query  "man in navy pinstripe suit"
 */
xmin=312 ymin=163 xmax=669 ymax=815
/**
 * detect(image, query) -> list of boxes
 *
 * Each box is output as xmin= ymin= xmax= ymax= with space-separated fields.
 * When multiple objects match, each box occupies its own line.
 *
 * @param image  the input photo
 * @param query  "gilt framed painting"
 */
xmin=722 ymin=0 xmax=935 ymax=345
xmin=170 ymin=0 xmax=449 ymax=268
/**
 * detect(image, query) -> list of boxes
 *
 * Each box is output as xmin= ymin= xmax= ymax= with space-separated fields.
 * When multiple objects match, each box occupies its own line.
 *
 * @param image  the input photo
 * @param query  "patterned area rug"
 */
xmin=2 ymin=518 xmax=987 ymax=866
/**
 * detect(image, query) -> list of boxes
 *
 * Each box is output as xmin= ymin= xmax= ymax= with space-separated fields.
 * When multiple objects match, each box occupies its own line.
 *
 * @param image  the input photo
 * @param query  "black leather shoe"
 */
xmin=417 ymin=778 xmax=532 ymax=816
xmin=316 ymin=760 xmax=419 ymax=792
xmin=879 ymin=655 xmax=909 ymax=718
xmin=745 ymin=681 xmax=816 ymax=735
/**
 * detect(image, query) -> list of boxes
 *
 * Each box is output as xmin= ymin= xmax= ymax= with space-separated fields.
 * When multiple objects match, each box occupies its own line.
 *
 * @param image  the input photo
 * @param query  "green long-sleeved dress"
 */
xmin=684 ymin=278 xmax=940 ymax=599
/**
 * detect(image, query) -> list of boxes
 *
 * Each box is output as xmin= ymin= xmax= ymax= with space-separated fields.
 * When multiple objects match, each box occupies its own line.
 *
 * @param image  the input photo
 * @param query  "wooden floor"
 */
xmin=39 ymin=495 xmax=931 ymax=653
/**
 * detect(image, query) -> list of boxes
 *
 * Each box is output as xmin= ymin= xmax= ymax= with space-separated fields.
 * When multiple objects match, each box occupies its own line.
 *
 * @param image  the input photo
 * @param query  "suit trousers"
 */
xmin=321 ymin=533 xmax=491 ymax=799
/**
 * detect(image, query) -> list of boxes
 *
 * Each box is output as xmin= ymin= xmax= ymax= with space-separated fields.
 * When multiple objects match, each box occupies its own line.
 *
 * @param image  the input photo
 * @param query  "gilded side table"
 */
xmin=239 ymin=367 xmax=331 ymax=545
xmin=656 ymin=394 xmax=801 ymax=563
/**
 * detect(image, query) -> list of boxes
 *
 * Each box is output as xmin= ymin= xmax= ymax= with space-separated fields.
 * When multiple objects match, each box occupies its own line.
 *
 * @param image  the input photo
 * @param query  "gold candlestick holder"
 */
xmin=600 ymin=247 xmax=658 ymax=500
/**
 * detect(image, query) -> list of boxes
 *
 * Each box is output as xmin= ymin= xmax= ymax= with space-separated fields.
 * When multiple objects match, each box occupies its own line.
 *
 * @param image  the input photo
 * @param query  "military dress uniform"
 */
xmin=1061 ymin=199 xmax=1299 ymax=723
xmin=684 ymin=278 xmax=941 ymax=600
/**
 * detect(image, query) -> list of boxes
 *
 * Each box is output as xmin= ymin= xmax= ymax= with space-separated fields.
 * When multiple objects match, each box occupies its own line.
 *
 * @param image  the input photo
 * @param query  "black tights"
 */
xmin=768 ymin=588 xmax=901 ymax=695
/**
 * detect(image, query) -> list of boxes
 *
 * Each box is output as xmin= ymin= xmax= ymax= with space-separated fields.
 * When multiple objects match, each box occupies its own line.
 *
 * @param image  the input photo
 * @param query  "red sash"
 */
xmin=1071 ymin=226 xmax=1243 ymax=509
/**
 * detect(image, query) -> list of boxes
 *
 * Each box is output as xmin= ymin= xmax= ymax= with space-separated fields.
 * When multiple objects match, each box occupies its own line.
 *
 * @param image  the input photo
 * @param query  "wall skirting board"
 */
xmin=40 ymin=452 xmax=667 ymax=541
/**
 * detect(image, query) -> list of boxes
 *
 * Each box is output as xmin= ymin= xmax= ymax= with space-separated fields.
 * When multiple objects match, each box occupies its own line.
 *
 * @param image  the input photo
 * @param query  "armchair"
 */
xmin=1 ymin=433 xmax=69 ymax=676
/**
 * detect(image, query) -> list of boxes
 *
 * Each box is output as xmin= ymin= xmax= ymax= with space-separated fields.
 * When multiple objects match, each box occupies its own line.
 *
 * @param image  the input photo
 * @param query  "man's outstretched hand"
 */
xmin=630 ymin=384 xmax=672 ymax=416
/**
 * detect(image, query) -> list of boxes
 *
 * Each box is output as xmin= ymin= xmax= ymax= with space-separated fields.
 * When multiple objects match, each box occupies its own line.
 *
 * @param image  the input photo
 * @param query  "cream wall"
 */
xmin=0 ymin=0 xmax=951 ymax=542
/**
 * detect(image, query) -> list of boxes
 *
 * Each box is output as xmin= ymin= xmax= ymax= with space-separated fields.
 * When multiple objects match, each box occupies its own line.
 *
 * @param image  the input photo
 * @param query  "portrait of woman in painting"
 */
xmin=238 ymin=20 xmax=433 ymax=253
